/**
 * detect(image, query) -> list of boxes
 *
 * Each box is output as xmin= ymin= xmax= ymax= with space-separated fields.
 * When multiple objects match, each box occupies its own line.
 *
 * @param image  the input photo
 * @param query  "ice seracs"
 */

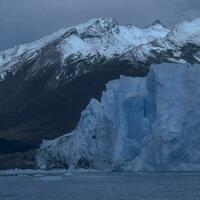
xmin=37 ymin=75 xmax=148 ymax=170
xmin=37 ymin=98 xmax=115 ymax=170
xmin=128 ymin=63 xmax=200 ymax=171
xmin=37 ymin=63 xmax=200 ymax=171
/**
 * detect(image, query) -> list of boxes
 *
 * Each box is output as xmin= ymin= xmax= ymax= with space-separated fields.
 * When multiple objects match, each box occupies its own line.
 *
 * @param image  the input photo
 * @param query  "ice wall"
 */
xmin=128 ymin=63 xmax=200 ymax=171
xmin=37 ymin=63 xmax=200 ymax=171
xmin=37 ymin=76 xmax=147 ymax=170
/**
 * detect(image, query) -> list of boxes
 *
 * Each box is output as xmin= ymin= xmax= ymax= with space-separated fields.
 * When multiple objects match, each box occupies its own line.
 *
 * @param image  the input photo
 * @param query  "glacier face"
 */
xmin=37 ymin=63 xmax=200 ymax=171
xmin=128 ymin=64 xmax=200 ymax=171
xmin=37 ymin=76 xmax=147 ymax=170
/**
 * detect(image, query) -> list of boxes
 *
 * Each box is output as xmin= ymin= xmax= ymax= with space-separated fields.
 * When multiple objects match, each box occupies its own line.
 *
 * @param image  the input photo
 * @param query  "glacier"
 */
xmin=37 ymin=63 xmax=200 ymax=171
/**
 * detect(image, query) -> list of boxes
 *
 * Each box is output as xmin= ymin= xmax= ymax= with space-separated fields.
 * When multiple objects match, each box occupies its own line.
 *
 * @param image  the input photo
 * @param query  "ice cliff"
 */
xmin=37 ymin=63 xmax=200 ymax=171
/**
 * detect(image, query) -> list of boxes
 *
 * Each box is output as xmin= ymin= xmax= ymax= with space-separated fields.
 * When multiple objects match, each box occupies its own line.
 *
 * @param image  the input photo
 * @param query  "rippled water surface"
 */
xmin=0 ymin=171 xmax=200 ymax=200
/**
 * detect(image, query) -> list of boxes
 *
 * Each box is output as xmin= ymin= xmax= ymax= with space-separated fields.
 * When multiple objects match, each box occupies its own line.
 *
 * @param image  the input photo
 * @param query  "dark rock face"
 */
xmin=0 ymin=58 xmax=148 ymax=145
xmin=0 ymin=150 xmax=36 ymax=170
xmin=0 ymin=139 xmax=34 ymax=154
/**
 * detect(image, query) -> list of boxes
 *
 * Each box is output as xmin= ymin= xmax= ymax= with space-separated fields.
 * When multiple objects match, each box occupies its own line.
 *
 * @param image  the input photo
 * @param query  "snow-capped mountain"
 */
xmin=1 ymin=17 xmax=200 ymax=83
xmin=0 ymin=17 xmax=200 ymax=145
xmin=37 ymin=63 xmax=200 ymax=171
xmin=0 ymin=17 xmax=169 ymax=82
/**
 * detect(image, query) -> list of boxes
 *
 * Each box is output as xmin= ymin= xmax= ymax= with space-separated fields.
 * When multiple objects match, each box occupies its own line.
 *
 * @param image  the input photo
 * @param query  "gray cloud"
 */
xmin=1 ymin=0 xmax=200 ymax=51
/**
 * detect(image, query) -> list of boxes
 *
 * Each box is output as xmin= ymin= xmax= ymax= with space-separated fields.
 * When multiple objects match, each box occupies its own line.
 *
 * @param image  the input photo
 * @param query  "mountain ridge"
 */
xmin=0 ymin=16 xmax=200 ymax=148
xmin=37 ymin=63 xmax=200 ymax=171
xmin=0 ymin=17 xmax=169 ymax=82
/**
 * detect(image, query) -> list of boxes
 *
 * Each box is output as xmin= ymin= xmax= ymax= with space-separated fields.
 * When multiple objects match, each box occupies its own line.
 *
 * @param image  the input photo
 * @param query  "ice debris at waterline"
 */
xmin=37 ymin=63 xmax=200 ymax=171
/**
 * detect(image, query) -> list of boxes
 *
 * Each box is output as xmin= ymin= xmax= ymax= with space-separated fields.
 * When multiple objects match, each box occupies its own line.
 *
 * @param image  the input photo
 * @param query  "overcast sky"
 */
xmin=0 ymin=0 xmax=200 ymax=51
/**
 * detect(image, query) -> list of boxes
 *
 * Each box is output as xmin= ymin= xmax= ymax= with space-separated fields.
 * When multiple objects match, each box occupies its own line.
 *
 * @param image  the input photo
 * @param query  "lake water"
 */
xmin=0 ymin=171 xmax=200 ymax=200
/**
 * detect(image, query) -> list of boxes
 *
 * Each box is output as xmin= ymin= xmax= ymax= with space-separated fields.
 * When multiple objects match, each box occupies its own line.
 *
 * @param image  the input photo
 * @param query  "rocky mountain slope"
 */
xmin=0 ymin=17 xmax=200 ymax=147
xmin=37 ymin=63 xmax=200 ymax=171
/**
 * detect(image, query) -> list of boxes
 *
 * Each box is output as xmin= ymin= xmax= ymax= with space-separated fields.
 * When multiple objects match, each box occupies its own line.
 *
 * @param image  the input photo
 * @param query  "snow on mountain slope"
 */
xmin=37 ymin=63 xmax=200 ymax=171
xmin=0 ymin=29 xmax=67 ymax=79
xmin=58 ymin=17 xmax=169 ymax=62
xmin=1 ymin=17 xmax=200 ymax=84
xmin=0 ymin=17 xmax=169 ymax=81
xmin=168 ymin=17 xmax=200 ymax=45
xmin=122 ymin=17 xmax=200 ymax=66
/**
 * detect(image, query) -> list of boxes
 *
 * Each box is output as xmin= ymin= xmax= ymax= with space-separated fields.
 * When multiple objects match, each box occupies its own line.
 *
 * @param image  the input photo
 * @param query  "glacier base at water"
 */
xmin=37 ymin=63 xmax=200 ymax=171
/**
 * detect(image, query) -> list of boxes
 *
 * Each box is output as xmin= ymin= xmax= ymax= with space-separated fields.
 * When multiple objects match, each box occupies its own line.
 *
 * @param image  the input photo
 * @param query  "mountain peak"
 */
xmin=91 ymin=17 xmax=118 ymax=25
xmin=168 ymin=17 xmax=200 ymax=44
xmin=150 ymin=19 xmax=167 ymax=29
xmin=88 ymin=17 xmax=118 ymax=26
xmin=144 ymin=19 xmax=166 ymax=29
xmin=76 ymin=17 xmax=119 ymax=33
xmin=152 ymin=19 xmax=163 ymax=25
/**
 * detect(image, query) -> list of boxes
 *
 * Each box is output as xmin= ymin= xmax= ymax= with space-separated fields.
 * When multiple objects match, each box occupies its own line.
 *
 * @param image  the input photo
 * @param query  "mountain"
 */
xmin=0 ymin=17 xmax=200 ymax=147
xmin=0 ymin=17 xmax=169 ymax=81
xmin=37 ymin=63 xmax=200 ymax=171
